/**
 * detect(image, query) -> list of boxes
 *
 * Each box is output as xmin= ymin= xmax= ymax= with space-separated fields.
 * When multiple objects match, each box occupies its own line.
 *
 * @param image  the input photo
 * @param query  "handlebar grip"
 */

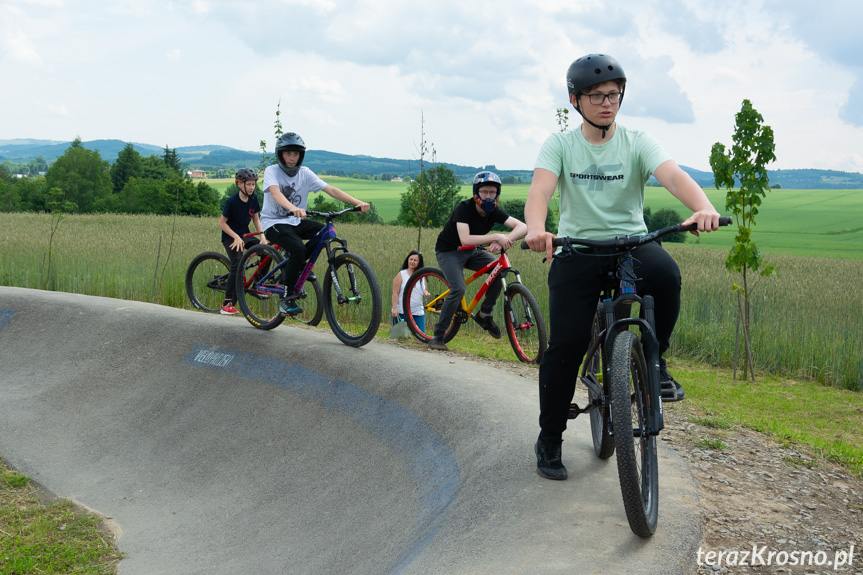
xmin=519 ymin=241 xmax=529 ymax=250
xmin=719 ymin=216 xmax=733 ymax=226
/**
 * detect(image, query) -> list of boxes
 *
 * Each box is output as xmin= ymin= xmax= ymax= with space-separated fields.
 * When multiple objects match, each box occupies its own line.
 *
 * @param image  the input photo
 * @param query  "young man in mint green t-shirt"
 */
xmin=524 ymin=54 xmax=722 ymax=481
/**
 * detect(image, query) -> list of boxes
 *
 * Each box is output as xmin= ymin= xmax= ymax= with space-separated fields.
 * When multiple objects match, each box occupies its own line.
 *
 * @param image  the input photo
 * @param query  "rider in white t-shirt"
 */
xmin=261 ymin=132 xmax=370 ymax=315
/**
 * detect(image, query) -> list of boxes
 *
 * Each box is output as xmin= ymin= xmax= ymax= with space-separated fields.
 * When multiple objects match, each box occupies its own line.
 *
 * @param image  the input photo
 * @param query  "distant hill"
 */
xmin=2 ymin=138 xmax=862 ymax=189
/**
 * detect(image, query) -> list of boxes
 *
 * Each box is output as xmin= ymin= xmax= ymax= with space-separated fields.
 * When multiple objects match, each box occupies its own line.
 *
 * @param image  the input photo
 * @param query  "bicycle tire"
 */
xmin=609 ymin=330 xmax=659 ymax=538
xmin=401 ymin=267 xmax=461 ymax=344
xmin=503 ymin=283 xmax=547 ymax=364
xmin=291 ymin=275 xmax=323 ymax=327
xmin=323 ymin=252 xmax=382 ymax=347
xmin=185 ymin=252 xmax=230 ymax=312
xmin=585 ymin=304 xmax=614 ymax=459
xmin=236 ymin=244 xmax=286 ymax=331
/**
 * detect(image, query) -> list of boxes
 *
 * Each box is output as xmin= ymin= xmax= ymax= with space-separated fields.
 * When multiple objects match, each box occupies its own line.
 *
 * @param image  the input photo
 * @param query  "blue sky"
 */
xmin=1 ymin=0 xmax=861 ymax=173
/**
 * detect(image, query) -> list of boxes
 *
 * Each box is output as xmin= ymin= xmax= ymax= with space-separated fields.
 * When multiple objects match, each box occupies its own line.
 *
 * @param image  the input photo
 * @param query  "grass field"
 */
xmin=1 ymin=209 xmax=860 ymax=390
xmin=206 ymin=177 xmax=863 ymax=260
xmin=1 ymin=200 xmax=862 ymax=570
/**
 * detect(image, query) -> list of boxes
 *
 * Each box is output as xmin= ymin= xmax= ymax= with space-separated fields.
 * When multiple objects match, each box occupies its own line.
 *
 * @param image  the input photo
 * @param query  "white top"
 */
xmin=260 ymin=165 xmax=326 ymax=230
xmin=397 ymin=269 xmax=425 ymax=316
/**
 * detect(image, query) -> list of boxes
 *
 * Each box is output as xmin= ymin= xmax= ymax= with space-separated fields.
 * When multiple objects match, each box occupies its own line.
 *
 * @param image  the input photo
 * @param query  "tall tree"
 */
xmin=398 ymin=164 xmax=463 ymax=229
xmin=710 ymin=99 xmax=778 ymax=381
xmin=162 ymin=146 xmax=183 ymax=175
xmin=140 ymin=155 xmax=177 ymax=180
xmin=45 ymin=137 xmax=112 ymax=213
xmin=42 ymin=188 xmax=76 ymax=290
xmin=259 ymin=100 xmax=284 ymax=172
xmin=28 ymin=156 xmax=48 ymax=175
xmin=111 ymin=143 xmax=143 ymax=192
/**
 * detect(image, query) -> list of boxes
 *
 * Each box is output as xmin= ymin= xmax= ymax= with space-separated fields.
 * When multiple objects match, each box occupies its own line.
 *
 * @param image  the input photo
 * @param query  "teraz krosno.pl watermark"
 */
xmin=697 ymin=545 xmax=856 ymax=570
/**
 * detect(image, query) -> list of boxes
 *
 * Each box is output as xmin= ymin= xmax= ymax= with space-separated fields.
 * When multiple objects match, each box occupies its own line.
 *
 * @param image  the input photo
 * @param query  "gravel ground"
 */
xmin=423 ymin=344 xmax=863 ymax=575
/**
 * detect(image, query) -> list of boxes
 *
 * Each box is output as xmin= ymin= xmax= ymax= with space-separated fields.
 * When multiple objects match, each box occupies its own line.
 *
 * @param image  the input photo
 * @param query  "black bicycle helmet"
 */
xmin=566 ymin=54 xmax=626 ymax=139
xmin=275 ymin=132 xmax=306 ymax=176
xmin=235 ymin=168 xmax=258 ymax=182
xmin=472 ymin=171 xmax=502 ymax=213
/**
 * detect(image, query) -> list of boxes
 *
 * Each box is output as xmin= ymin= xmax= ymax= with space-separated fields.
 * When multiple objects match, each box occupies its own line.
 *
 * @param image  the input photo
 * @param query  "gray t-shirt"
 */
xmin=260 ymin=165 xmax=327 ymax=230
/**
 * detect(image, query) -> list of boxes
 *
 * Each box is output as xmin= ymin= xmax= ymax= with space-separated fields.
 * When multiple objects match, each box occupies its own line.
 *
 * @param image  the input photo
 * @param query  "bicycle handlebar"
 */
xmin=520 ymin=216 xmax=733 ymax=251
xmin=306 ymin=205 xmax=362 ymax=220
xmin=241 ymin=206 xmax=361 ymax=238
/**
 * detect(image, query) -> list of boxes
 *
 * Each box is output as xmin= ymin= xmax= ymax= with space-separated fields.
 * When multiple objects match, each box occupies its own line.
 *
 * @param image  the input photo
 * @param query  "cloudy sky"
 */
xmin=2 ymin=0 xmax=861 ymax=174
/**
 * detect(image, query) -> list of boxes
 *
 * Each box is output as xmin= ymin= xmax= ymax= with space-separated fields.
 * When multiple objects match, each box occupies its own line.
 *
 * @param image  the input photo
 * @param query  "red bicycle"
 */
xmin=401 ymin=246 xmax=548 ymax=363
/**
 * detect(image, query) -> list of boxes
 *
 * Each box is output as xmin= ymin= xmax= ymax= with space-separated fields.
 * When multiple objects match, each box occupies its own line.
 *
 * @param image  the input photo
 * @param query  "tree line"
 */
xmin=0 ymin=140 xmax=675 ymax=237
xmin=0 ymin=139 xmax=221 ymax=216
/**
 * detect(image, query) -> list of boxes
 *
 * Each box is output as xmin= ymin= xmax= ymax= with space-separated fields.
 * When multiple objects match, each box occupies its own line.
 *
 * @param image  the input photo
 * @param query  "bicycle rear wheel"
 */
xmin=323 ymin=252 xmax=382 ymax=347
xmin=185 ymin=252 xmax=230 ymax=312
xmin=290 ymin=275 xmax=323 ymax=327
xmin=503 ymin=283 xmax=547 ymax=364
xmin=584 ymin=304 xmax=614 ymax=459
xmin=236 ymin=244 xmax=285 ymax=330
xmin=401 ymin=267 xmax=461 ymax=344
xmin=609 ymin=330 xmax=659 ymax=538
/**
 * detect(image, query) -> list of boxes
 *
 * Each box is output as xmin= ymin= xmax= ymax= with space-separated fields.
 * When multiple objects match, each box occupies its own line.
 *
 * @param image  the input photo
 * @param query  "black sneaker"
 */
xmin=659 ymin=358 xmax=685 ymax=402
xmin=279 ymin=290 xmax=303 ymax=316
xmin=279 ymin=300 xmax=303 ymax=316
xmin=474 ymin=313 xmax=502 ymax=339
xmin=535 ymin=433 xmax=567 ymax=480
xmin=428 ymin=338 xmax=448 ymax=351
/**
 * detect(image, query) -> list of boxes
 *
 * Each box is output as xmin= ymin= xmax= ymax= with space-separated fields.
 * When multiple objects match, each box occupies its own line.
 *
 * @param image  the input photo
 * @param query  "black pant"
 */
xmin=264 ymin=220 xmax=325 ymax=292
xmin=538 ymin=242 xmax=681 ymax=437
xmin=433 ymin=248 xmax=503 ymax=340
xmin=222 ymin=237 xmax=260 ymax=304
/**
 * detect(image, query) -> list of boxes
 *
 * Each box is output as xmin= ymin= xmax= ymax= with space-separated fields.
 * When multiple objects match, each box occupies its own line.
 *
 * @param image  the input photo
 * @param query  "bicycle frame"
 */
xmin=603 ymin=254 xmax=663 ymax=436
xmin=549 ymin=218 xmax=732 ymax=435
xmin=573 ymin=260 xmax=663 ymax=436
xmin=244 ymin=209 xmax=353 ymax=299
xmin=423 ymin=247 xmax=521 ymax=321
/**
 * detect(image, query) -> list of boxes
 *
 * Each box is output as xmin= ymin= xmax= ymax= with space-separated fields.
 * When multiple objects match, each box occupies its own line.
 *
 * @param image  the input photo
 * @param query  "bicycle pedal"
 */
xmin=660 ymin=381 xmax=686 ymax=402
xmin=567 ymin=404 xmax=580 ymax=419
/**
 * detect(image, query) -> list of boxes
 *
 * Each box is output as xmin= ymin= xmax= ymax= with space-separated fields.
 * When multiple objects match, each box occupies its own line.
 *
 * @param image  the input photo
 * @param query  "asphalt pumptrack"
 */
xmin=0 ymin=287 xmax=702 ymax=574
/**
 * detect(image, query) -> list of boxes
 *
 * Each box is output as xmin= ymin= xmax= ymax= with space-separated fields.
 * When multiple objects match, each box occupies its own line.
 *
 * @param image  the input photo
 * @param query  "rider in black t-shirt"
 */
xmin=218 ymin=168 xmax=266 ymax=315
xmin=428 ymin=171 xmax=527 ymax=351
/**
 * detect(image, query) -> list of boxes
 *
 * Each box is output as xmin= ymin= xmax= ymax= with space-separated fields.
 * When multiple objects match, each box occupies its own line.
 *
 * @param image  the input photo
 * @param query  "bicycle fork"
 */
xmin=608 ymin=295 xmax=664 ymax=436
xmin=573 ymin=296 xmax=664 ymax=436
xmin=501 ymin=273 xmax=536 ymax=331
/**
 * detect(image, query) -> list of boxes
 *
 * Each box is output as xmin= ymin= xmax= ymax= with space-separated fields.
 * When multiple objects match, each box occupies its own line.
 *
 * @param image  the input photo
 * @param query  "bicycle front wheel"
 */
xmin=402 ymin=267 xmax=461 ymax=344
xmin=236 ymin=244 xmax=285 ymax=331
xmin=503 ymin=283 xmax=547 ymax=364
xmin=185 ymin=252 xmax=230 ymax=312
xmin=323 ymin=252 xmax=382 ymax=347
xmin=585 ymin=303 xmax=614 ymax=459
xmin=609 ymin=330 xmax=659 ymax=538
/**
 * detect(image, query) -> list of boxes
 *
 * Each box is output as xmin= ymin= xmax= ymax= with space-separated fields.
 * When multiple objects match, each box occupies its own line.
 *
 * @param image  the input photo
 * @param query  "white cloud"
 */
xmin=0 ymin=5 xmax=44 ymax=65
xmin=0 ymin=0 xmax=861 ymax=174
xmin=47 ymin=103 xmax=70 ymax=116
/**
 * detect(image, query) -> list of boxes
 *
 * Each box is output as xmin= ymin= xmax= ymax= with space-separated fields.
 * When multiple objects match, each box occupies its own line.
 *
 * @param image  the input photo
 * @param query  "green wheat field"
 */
xmin=1 ymin=185 xmax=861 ymax=390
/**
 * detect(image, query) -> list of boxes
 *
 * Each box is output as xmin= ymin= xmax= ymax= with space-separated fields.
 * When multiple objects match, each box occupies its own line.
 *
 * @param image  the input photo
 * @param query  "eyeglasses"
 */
xmin=585 ymin=92 xmax=622 ymax=105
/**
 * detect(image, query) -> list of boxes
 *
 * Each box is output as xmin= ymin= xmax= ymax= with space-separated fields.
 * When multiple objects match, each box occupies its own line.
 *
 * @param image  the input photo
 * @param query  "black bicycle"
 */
xmin=525 ymin=217 xmax=731 ymax=537
xmin=235 ymin=206 xmax=382 ymax=347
